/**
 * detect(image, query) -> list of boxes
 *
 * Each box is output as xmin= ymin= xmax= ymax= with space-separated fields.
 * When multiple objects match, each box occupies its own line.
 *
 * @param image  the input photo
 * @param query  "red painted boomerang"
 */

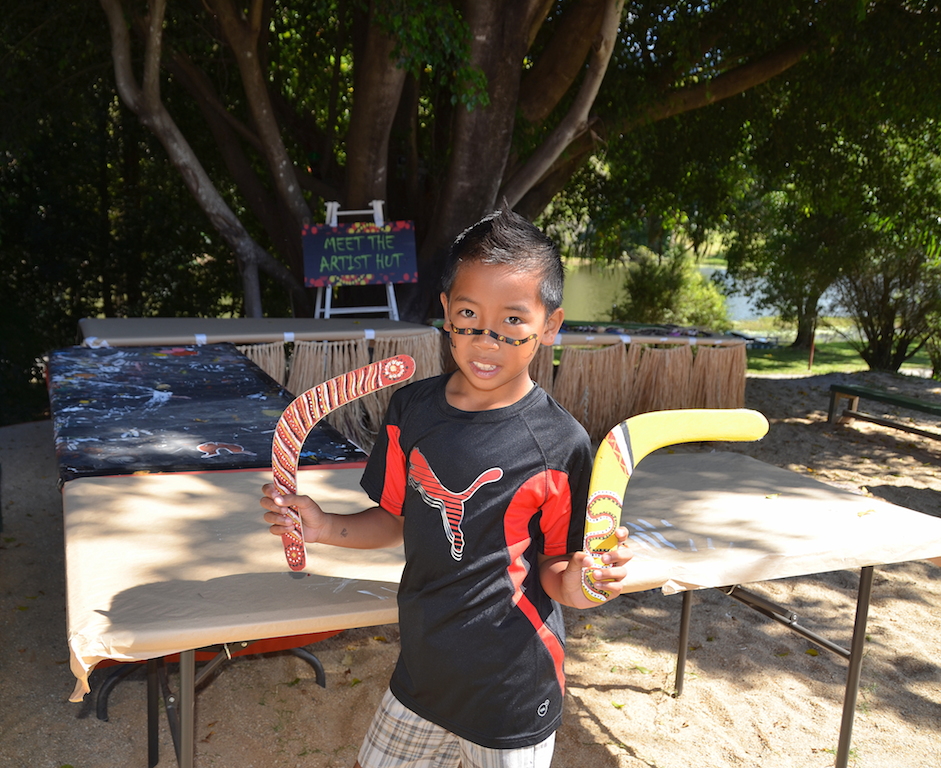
xmin=271 ymin=354 xmax=416 ymax=570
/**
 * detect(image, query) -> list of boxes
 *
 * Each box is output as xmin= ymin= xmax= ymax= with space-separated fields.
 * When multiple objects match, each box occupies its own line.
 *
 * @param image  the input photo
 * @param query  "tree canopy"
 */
xmin=4 ymin=1 xmax=941 ymax=421
xmin=84 ymin=0 xmax=941 ymax=320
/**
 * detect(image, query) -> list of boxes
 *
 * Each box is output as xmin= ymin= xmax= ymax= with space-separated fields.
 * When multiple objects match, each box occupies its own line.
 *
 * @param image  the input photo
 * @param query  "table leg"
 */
xmin=835 ymin=566 xmax=875 ymax=768
xmin=674 ymin=591 xmax=693 ymax=697
xmin=147 ymin=660 xmax=159 ymax=768
xmin=179 ymin=649 xmax=196 ymax=768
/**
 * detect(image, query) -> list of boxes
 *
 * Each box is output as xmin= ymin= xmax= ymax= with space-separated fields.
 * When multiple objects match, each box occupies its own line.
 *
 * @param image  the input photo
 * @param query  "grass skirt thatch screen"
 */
xmin=237 ymin=342 xmax=287 ymax=385
xmin=553 ymin=340 xmax=746 ymax=443
xmin=239 ymin=330 xmax=744 ymax=449
xmin=282 ymin=333 xmax=443 ymax=451
xmin=553 ymin=344 xmax=634 ymax=442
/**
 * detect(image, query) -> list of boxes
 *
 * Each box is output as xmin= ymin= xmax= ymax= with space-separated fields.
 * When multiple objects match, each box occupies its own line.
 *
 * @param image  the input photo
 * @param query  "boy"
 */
xmin=261 ymin=208 xmax=632 ymax=768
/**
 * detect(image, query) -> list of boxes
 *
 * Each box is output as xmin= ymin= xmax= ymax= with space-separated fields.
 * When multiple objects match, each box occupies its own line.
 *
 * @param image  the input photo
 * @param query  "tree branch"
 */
xmin=501 ymin=0 xmax=624 ymax=208
xmin=141 ymin=0 xmax=165 ymax=107
xmin=517 ymin=34 xmax=814 ymax=217
xmin=518 ymin=0 xmax=607 ymax=124
xmin=629 ymin=36 xmax=813 ymax=128
xmin=98 ymin=0 xmax=306 ymax=316
xmin=208 ymin=0 xmax=312 ymax=226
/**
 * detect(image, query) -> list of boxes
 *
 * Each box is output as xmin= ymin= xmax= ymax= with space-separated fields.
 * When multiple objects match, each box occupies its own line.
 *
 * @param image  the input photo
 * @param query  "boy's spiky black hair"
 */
xmin=441 ymin=208 xmax=564 ymax=313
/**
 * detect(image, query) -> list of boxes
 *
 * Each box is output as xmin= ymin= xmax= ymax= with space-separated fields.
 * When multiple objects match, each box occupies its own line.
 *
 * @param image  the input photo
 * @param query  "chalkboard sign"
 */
xmin=303 ymin=220 xmax=418 ymax=288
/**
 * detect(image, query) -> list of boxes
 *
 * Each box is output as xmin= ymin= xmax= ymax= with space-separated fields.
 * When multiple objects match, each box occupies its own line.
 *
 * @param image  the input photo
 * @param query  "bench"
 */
xmin=828 ymin=383 xmax=941 ymax=441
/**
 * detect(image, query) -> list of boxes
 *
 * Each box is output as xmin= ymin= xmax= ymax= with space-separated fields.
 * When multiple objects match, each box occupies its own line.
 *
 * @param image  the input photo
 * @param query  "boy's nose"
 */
xmin=472 ymin=330 xmax=501 ymax=349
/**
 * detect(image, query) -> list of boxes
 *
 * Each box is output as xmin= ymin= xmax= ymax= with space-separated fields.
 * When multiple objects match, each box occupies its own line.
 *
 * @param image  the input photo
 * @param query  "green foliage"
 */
xmin=836 ymin=237 xmax=941 ymax=372
xmin=610 ymin=248 xmax=731 ymax=332
xmin=373 ymin=0 xmax=488 ymax=109
xmin=5 ymin=0 xmax=941 ymax=424
xmin=0 ymin=7 xmax=248 ymax=426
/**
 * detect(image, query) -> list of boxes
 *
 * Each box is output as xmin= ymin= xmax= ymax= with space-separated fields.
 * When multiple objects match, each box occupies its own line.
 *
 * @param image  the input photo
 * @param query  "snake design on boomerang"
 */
xmin=581 ymin=408 xmax=770 ymax=603
xmin=271 ymin=354 xmax=416 ymax=570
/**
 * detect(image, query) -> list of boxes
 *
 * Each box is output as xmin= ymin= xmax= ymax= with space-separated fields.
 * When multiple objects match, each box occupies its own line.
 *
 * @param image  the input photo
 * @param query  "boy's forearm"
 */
xmin=320 ymin=506 xmax=404 ymax=549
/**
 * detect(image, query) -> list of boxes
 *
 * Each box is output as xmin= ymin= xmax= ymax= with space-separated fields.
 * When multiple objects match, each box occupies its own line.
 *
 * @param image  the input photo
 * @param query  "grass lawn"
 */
xmin=733 ymin=316 xmax=935 ymax=377
xmin=746 ymin=339 xmax=933 ymax=377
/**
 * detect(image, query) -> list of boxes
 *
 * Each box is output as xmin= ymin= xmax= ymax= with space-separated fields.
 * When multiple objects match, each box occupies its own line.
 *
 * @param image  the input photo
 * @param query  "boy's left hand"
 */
xmin=548 ymin=527 xmax=633 ymax=609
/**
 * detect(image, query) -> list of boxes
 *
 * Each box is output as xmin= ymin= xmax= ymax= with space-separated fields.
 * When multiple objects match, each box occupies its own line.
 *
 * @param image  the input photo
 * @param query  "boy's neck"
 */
xmin=444 ymin=370 xmax=536 ymax=412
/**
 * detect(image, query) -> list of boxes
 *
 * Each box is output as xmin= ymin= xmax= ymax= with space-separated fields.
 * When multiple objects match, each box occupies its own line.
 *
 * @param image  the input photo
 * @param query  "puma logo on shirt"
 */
xmin=408 ymin=447 xmax=503 ymax=560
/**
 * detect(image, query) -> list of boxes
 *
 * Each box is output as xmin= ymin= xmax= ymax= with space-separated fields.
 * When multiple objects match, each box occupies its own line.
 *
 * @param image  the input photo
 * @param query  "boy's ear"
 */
xmin=540 ymin=307 xmax=564 ymax=345
xmin=439 ymin=292 xmax=451 ymax=330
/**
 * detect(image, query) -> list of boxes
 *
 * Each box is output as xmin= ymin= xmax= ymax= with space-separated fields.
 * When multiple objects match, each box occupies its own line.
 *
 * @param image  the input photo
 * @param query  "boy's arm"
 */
xmin=260 ymin=483 xmax=404 ymax=549
xmin=539 ymin=527 xmax=632 ymax=609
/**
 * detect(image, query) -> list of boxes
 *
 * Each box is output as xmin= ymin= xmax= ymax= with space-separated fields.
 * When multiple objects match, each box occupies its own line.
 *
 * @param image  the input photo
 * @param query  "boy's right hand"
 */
xmin=260 ymin=483 xmax=327 ymax=543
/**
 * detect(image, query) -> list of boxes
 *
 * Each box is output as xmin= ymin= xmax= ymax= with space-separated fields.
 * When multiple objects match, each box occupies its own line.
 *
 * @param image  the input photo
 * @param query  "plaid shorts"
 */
xmin=357 ymin=689 xmax=556 ymax=768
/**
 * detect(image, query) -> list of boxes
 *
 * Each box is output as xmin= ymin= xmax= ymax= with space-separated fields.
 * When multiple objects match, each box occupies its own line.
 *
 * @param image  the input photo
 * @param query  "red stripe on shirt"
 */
xmin=379 ymin=425 xmax=407 ymax=515
xmin=504 ymin=470 xmax=573 ymax=693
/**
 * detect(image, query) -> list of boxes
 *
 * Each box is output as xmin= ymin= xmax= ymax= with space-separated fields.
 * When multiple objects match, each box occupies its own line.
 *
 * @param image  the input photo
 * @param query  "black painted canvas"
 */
xmin=48 ymin=343 xmax=366 ymax=483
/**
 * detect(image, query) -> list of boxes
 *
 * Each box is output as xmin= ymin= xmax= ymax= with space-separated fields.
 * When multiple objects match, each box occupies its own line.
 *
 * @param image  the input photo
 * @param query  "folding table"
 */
xmin=77 ymin=316 xmax=438 ymax=347
xmin=62 ymin=448 xmax=941 ymax=767
xmin=47 ymin=343 xmax=365 ymax=484
xmin=620 ymin=451 xmax=941 ymax=768
xmin=48 ymin=342 xmax=373 ymax=765
xmin=63 ymin=466 xmax=403 ymax=767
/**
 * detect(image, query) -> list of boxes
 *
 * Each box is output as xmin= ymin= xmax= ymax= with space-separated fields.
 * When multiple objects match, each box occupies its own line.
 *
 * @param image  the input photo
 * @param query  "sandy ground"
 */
xmin=2 ymin=369 xmax=940 ymax=768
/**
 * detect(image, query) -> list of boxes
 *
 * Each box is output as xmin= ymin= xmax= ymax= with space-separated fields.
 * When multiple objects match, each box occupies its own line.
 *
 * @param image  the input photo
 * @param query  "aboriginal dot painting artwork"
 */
xmin=48 ymin=343 xmax=366 ymax=483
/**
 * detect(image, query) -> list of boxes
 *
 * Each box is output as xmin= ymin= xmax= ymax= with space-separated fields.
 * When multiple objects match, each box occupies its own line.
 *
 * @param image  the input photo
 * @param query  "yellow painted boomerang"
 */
xmin=582 ymin=408 xmax=770 ymax=602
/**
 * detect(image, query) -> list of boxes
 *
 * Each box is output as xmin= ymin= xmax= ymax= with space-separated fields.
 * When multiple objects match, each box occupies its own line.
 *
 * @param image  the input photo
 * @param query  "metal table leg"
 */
xmin=674 ymin=590 xmax=693 ymax=697
xmin=835 ymin=566 xmax=875 ymax=768
xmin=670 ymin=566 xmax=876 ymax=768
xmin=136 ymin=642 xmax=326 ymax=765
xmin=147 ymin=660 xmax=159 ymax=768
xmin=179 ymin=650 xmax=196 ymax=768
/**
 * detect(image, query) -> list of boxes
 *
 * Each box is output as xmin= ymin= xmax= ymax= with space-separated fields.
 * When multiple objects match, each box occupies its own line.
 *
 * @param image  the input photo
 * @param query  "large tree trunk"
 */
xmin=408 ymin=0 xmax=545 ymax=321
xmin=345 ymin=4 xmax=408 ymax=208
xmin=501 ymin=0 xmax=623 ymax=207
xmin=791 ymin=312 xmax=817 ymax=350
xmin=97 ymin=0 xmax=826 ymax=324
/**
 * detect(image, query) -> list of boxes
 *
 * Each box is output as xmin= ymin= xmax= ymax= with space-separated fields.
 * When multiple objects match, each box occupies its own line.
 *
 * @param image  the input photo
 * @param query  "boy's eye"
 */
xmin=457 ymin=308 xmax=475 ymax=319
xmin=506 ymin=316 xmax=523 ymax=325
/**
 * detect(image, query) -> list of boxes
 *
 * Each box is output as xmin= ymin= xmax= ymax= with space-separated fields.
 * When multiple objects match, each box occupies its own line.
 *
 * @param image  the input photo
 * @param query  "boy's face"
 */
xmin=440 ymin=260 xmax=563 ymax=411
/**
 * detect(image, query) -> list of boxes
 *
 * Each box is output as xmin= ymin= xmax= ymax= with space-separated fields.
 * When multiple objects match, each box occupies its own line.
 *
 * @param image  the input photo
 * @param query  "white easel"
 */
xmin=313 ymin=200 xmax=400 ymax=320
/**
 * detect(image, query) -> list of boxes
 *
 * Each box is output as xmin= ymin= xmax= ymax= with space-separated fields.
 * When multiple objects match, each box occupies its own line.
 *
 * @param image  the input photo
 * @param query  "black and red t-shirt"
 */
xmin=360 ymin=373 xmax=592 ymax=749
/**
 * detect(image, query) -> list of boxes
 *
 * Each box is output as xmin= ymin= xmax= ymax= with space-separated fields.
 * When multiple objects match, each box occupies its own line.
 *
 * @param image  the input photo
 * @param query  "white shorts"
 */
xmin=357 ymin=689 xmax=556 ymax=768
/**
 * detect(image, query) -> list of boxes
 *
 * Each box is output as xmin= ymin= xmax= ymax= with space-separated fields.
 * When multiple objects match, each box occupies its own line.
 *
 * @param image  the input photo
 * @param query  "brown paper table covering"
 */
xmin=64 ymin=466 xmax=403 ymax=701
xmin=64 ymin=452 xmax=941 ymax=703
xmin=619 ymin=452 xmax=941 ymax=593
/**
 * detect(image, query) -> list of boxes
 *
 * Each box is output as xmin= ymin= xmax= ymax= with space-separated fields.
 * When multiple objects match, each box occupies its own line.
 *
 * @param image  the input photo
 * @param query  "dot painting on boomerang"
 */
xmin=582 ymin=408 xmax=770 ymax=602
xmin=271 ymin=355 xmax=417 ymax=570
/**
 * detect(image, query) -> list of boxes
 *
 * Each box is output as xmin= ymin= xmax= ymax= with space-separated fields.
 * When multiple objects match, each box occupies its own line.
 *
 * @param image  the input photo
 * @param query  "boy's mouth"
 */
xmin=471 ymin=361 xmax=499 ymax=376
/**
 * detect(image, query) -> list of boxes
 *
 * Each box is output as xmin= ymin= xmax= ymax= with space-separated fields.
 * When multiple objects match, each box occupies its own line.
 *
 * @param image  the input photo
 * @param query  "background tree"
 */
xmin=93 ymin=0 xmax=920 ymax=320
xmin=0 ymin=3 xmax=245 ymax=422
xmin=836 ymin=236 xmax=941 ymax=372
xmin=5 ymin=1 xmax=941 ymax=424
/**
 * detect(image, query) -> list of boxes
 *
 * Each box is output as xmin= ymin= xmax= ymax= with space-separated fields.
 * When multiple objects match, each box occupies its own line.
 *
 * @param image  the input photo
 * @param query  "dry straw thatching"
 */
xmin=552 ymin=341 xmax=745 ymax=443
xmin=237 ymin=341 xmax=287 ymax=384
xmin=238 ymin=331 xmax=745 ymax=449
xmin=282 ymin=332 xmax=443 ymax=451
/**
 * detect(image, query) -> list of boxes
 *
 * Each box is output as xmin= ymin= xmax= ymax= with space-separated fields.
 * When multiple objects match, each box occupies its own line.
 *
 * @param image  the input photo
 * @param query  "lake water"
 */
xmin=561 ymin=261 xmax=763 ymax=323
